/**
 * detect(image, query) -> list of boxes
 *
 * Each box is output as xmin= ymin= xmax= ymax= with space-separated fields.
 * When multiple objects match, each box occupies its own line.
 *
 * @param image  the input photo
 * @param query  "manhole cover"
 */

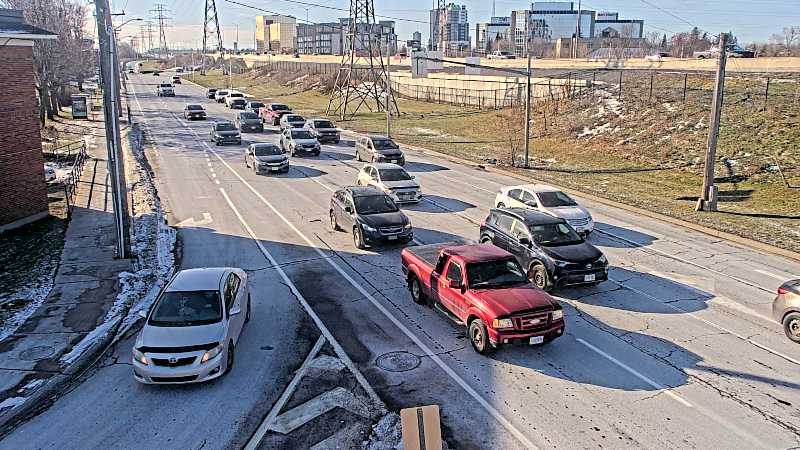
xmin=376 ymin=351 xmax=421 ymax=373
xmin=19 ymin=345 xmax=55 ymax=361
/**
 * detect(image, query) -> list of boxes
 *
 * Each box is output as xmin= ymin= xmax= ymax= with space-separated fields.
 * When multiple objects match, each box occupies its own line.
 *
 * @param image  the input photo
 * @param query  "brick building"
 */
xmin=0 ymin=9 xmax=57 ymax=232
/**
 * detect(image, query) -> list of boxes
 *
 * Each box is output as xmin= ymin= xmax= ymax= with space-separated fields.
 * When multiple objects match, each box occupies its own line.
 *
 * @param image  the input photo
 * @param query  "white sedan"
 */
xmin=356 ymin=163 xmax=422 ymax=204
xmin=132 ymin=268 xmax=251 ymax=384
xmin=494 ymin=184 xmax=595 ymax=235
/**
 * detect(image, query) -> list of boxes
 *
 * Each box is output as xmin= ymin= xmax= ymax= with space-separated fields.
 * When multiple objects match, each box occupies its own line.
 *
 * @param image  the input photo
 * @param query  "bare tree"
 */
xmin=781 ymin=26 xmax=799 ymax=56
xmin=492 ymin=102 xmax=527 ymax=166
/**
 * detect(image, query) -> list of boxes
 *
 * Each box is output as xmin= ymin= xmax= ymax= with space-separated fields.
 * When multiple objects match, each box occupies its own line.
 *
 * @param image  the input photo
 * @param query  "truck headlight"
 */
xmin=404 ymin=223 xmax=412 ymax=230
xmin=133 ymin=348 xmax=148 ymax=365
xmin=552 ymin=309 xmax=564 ymax=321
xmin=201 ymin=344 xmax=223 ymax=363
xmin=492 ymin=318 xmax=514 ymax=329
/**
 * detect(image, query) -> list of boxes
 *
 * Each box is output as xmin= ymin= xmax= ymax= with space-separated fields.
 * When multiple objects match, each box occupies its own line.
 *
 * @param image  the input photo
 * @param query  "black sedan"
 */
xmin=209 ymin=121 xmax=241 ymax=146
xmin=183 ymin=104 xmax=207 ymax=120
xmin=235 ymin=111 xmax=263 ymax=133
xmin=330 ymin=186 xmax=413 ymax=249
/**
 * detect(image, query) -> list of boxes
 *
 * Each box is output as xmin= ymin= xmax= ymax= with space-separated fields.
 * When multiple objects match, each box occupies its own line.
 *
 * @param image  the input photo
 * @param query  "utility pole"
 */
xmin=386 ymin=51 xmax=392 ymax=137
xmin=524 ymin=36 xmax=532 ymax=168
xmin=573 ymin=0 xmax=582 ymax=59
xmin=696 ymin=32 xmax=729 ymax=212
xmin=94 ymin=0 xmax=131 ymax=258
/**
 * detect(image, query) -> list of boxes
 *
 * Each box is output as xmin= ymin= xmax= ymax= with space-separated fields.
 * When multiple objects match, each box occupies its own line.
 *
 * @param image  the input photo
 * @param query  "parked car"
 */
xmin=355 ymin=135 xmax=405 ymax=165
xmin=304 ymin=118 xmax=340 ymax=144
xmin=487 ymin=50 xmax=516 ymax=60
xmin=206 ymin=88 xmax=218 ymax=99
xmin=356 ymin=163 xmax=421 ymax=204
xmin=183 ymin=104 xmax=207 ymax=120
xmin=228 ymin=98 xmax=246 ymax=110
xmin=209 ymin=121 xmax=241 ymax=146
xmin=132 ymin=268 xmax=250 ymax=384
xmin=225 ymin=92 xmax=245 ymax=108
xmin=279 ymin=113 xmax=306 ymax=130
xmin=244 ymin=143 xmax=289 ymax=174
xmin=479 ymin=208 xmax=608 ymax=291
xmin=694 ymin=44 xmax=754 ymax=59
xmin=245 ymin=101 xmax=265 ymax=113
xmin=401 ymin=243 xmax=565 ymax=355
xmin=156 ymin=83 xmax=174 ymax=97
xmin=259 ymin=103 xmax=292 ymax=125
xmin=280 ymin=128 xmax=320 ymax=156
xmin=773 ymin=280 xmax=800 ymax=343
xmin=495 ymin=184 xmax=594 ymax=235
xmin=214 ymin=90 xmax=230 ymax=103
xmin=329 ymin=186 xmax=413 ymax=249
xmin=171 ymin=75 xmax=181 ymax=84
xmin=235 ymin=111 xmax=263 ymax=132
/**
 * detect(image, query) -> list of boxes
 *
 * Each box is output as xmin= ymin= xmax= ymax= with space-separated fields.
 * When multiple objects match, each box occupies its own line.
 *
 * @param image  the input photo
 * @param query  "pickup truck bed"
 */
xmin=403 ymin=242 xmax=462 ymax=270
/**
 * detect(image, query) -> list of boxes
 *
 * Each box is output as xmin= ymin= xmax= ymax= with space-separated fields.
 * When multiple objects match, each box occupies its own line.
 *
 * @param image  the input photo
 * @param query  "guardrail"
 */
xmin=62 ymin=142 xmax=88 ymax=217
xmin=44 ymin=139 xmax=86 ymax=165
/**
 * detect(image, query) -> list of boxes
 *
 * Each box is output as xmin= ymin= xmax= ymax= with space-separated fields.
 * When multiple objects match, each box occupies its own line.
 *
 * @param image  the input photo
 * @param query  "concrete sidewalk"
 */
xmin=0 ymin=127 xmax=131 ymax=432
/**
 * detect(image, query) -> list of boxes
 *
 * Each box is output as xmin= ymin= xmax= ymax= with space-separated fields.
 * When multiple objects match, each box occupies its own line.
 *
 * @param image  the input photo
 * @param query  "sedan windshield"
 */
xmin=529 ymin=223 xmax=584 ymax=247
xmin=378 ymin=168 xmax=411 ymax=182
xmin=248 ymin=102 xmax=264 ymax=109
xmin=253 ymin=145 xmax=282 ymax=156
xmin=467 ymin=259 xmax=528 ymax=289
xmin=314 ymin=120 xmax=335 ymax=128
xmin=287 ymin=115 xmax=304 ymax=122
xmin=217 ymin=91 xmax=228 ymax=95
xmin=272 ymin=104 xmax=289 ymax=111
xmin=215 ymin=123 xmax=236 ymax=131
xmin=149 ymin=291 xmax=222 ymax=327
xmin=354 ymin=194 xmax=398 ymax=215
xmin=537 ymin=191 xmax=578 ymax=207
xmin=372 ymin=139 xmax=397 ymax=149
xmin=187 ymin=105 xmax=203 ymax=111
xmin=240 ymin=112 xmax=259 ymax=119
xmin=291 ymin=130 xmax=314 ymax=139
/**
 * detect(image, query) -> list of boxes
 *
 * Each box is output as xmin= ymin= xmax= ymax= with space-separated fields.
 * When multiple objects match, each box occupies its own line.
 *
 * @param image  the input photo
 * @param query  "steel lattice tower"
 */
xmin=203 ymin=0 xmax=223 ymax=55
xmin=436 ymin=0 xmax=446 ymax=52
xmin=327 ymin=0 xmax=398 ymax=120
xmin=150 ymin=4 xmax=170 ymax=58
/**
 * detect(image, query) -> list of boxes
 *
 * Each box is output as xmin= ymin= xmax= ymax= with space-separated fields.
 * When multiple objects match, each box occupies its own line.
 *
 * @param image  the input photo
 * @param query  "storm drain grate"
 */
xmin=376 ymin=351 xmax=421 ymax=373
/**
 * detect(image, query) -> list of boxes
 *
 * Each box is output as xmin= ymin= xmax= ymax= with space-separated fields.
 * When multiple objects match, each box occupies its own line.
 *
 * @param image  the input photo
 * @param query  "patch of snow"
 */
xmin=0 ymin=284 xmax=54 ymax=342
xmin=662 ymin=102 xmax=677 ymax=112
xmin=578 ymin=122 xmax=612 ymax=138
xmin=362 ymin=413 xmax=401 ymax=450
xmin=694 ymin=117 xmax=706 ymax=129
xmin=59 ymin=316 xmax=120 ymax=365
xmin=0 ymin=396 xmax=27 ymax=412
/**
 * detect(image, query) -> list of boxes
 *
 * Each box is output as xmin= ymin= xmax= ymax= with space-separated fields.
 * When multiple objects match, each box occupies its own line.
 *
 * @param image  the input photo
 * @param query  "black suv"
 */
xmin=206 ymin=88 xmax=218 ymax=99
xmin=209 ymin=121 xmax=241 ymax=146
xmin=330 ymin=186 xmax=413 ymax=249
xmin=479 ymin=208 xmax=607 ymax=291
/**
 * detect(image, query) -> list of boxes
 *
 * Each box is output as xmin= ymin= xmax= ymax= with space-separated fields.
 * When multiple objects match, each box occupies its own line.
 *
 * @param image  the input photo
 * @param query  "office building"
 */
xmin=297 ymin=22 xmax=342 ymax=55
xmin=530 ymin=2 xmax=595 ymax=40
xmin=429 ymin=3 xmax=470 ymax=52
xmin=255 ymin=15 xmax=297 ymax=53
xmin=595 ymin=11 xmax=644 ymax=38
xmin=475 ymin=16 xmax=511 ymax=53
xmin=340 ymin=18 xmax=397 ymax=56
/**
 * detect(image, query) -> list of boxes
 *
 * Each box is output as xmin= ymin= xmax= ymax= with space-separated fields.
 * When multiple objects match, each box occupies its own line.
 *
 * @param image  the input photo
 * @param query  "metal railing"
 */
xmin=62 ymin=142 xmax=88 ymax=216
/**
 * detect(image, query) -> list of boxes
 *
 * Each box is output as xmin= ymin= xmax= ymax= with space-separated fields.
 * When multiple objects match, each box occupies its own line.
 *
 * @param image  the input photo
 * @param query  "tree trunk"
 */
xmin=38 ymin=86 xmax=46 ymax=126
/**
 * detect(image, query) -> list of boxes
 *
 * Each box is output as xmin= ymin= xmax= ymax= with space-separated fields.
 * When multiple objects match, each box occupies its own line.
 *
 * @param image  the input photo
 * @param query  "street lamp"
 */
xmin=114 ymin=18 xmax=142 ymax=32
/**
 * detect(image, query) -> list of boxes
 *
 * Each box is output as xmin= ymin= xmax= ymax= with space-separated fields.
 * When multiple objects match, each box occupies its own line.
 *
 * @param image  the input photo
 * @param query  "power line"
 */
xmin=225 ymin=0 xmax=428 ymax=25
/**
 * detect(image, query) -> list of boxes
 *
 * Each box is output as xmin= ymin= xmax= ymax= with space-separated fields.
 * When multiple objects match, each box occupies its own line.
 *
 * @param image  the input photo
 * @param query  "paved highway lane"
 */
xmin=4 ymin=74 xmax=799 ymax=449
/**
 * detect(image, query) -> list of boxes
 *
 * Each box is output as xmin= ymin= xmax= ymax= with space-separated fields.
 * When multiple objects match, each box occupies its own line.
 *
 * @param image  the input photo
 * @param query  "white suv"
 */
xmin=132 ymin=268 xmax=251 ymax=384
xmin=356 ymin=163 xmax=421 ymax=204
xmin=494 ymin=184 xmax=594 ymax=235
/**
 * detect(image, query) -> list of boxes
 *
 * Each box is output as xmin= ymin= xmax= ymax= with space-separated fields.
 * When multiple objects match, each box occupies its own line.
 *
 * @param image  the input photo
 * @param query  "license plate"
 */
xmin=584 ymin=274 xmax=596 ymax=282
xmin=388 ymin=235 xmax=398 ymax=240
xmin=271 ymin=167 xmax=283 ymax=171
xmin=529 ymin=336 xmax=544 ymax=345
xmin=251 ymin=126 xmax=257 ymax=130
xmin=390 ymin=160 xmax=397 ymax=164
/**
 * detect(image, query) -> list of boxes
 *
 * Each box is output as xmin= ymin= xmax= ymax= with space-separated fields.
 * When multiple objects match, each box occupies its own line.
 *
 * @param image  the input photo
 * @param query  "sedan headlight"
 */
xmin=553 ymin=259 xmax=569 ymax=268
xmin=201 ymin=344 xmax=223 ymax=363
xmin=552 ymin=309 xmax=564 ymax=321
xmin=133 ymin=348 xmax=148 ymax=365
xmin=361 ymin=224 xmax=377 ymax=232
xmin=404 ymin=223 xmax=412 ymax=230
xmin=492 ymin=318 xmax=514 ymax=330
xmin=597 ymin=255 xmax=607 ymax=265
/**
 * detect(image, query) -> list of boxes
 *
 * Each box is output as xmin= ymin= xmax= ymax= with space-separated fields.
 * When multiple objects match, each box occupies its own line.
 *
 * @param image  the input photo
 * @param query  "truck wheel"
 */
xmin=496 ymin=203 xmax=506 ymax=209
xmin=356 ymin=149 xmax=362 ymax=161
xmin=783 ymin=312 xmax=800 ymax=343
xmin=468 ymin=319 xmax=495 ymax=355
xmin=408 ymin=275 xmax=426 ymax=305
xmin=353 ymin=226 xmax=366 ymax=249
xmin=480 ymin=236 xmax=492 ymax=245
xmin=528 ymin=263 xmax=550 ymax=291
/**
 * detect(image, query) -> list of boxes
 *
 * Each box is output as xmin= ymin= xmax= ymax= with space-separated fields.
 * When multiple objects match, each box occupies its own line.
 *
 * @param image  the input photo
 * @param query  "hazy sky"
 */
xmin=112 ymin=0 xmax=800 ymax=49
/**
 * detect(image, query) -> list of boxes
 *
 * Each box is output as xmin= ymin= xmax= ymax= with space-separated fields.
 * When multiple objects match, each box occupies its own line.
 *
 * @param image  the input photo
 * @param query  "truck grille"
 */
xmin=151 ymin=356 xmax=196 ymax=367
xmin=513 ymin=311 xmax=551 ymax=331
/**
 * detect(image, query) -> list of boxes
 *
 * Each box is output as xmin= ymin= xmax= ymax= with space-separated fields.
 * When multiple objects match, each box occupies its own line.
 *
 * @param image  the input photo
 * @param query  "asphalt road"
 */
xmin=3 ymin=73 xmax=800 ymax=450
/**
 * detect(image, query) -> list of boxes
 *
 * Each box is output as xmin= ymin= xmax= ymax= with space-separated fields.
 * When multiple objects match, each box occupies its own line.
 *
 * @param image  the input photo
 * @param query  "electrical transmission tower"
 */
xmin=203 ymin=0 xmax=223 ymax=55
xmin=328 ymin=0 xmax=398 ymax=120
xmin=150 ymin=4 xmax=170 ymax=58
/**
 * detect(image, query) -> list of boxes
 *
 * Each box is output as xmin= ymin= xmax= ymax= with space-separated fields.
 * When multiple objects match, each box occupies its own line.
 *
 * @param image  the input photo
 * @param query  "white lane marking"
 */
xmin=245 ymin=335 xmax=326 ymax=450
xmin=208 ymin=162 xmax=212 ymax=167
xmin=576 ymin=338 xmax=692 ymax=407
xmin=754 ymin=269 xmax=795 ymax=282
xmin=215 ymin=179 xmax=220 ymax=185
xmin=203 ymin=143 xmax=539 ymax=449
xmin=211 ymin=172 xmax=217 ymax=178
xmin=175 ymin=212 xmax=213 ymax=227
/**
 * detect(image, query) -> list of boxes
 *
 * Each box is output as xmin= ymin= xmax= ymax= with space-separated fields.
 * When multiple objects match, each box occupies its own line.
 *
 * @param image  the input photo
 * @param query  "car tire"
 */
xmin=245 ymin=294 xmax=252 ymax=323
xmin=480 ymin=236 xmax=493 ymax=245
xmin=408 ymin=275 xmax=427 ymax=305
xmin=356 ymin=150 xmax=362 ymax=161
xmin=224 ymin=341 xmax=235 ymax=374
xmin=468 ymin=318 xmax=495 ymax=355
xmin=497 ymin=203 xmax=506 ymax=209
xmin=330 ymin=210 xmax=340 ymax=231
xmin=783 ymin=312 xmax=800 ymax=343
xmin=528 ymin=263 xmax=550 ymax=291
xmin=353 ymin=226 xmax=366 ymax=249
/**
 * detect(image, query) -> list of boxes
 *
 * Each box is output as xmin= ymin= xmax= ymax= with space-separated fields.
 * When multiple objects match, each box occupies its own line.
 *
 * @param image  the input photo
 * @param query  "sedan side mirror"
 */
xmin=345 ymin=206 xmax=354 ymax=215
xmin=230 ymin=307 xmax=241 ymax=316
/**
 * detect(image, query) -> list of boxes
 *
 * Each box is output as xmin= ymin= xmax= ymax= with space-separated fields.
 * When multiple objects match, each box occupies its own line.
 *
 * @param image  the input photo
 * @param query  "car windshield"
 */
xmin=529 ymin=223 xmax=584 ymax=247
xmin=215 ymin=123 xmax=236 ymax=131
xmin=372 ymin=139 xmax=397 ymax=150
xmin=354 ymin=194 xmax=398 ymax=215
xmin=149 ymin=291 xmax=222 ymax=327
xmin=240 ymin=112 xmax=259 ymax=119
xmin=287 ymin=115 xmax=304 ymax=122
xmin=314 ymin=120 xmax=335 ymax=128
xmin=378 ymin=168 xmax=411 ymax=181
xmin=229 ymin=93 xmax=243 ymax=97
xmin=272 ymin=104 xmax=289 ymax=111
xmin=249 ymin=102 xmax=264 ymax=108
xmin=291 ymin=130 xmax=314 ymax=139
xmin=217 ymin=91 xmax=228 ymax=95
xmin=232 ymin=99 xmax=246 ymax=104
xmin=187 ymin=105 xmax=203 ymax=110
xmin=537 ymin=191 xmax=578 ymax=207
xmin=467 ymin=259 xmax=528 ymax=289
xmin=208 ymin=89 xmax=217 ymax=92
xmin=253 ymin=145 xmax=282 ymax=156
xmin=160 ymin=84 xmax=172 ymax=88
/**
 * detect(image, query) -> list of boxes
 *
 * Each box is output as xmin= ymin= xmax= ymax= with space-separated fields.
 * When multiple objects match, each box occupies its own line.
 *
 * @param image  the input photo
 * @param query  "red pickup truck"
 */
xmin=401 ymin=243 xmax=565 ymax=355
xmin=258 ymin=103 xmax=293 ymax=125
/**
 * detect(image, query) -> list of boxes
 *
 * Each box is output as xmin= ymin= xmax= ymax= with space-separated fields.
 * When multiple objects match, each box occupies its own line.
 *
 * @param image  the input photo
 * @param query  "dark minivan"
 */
xmin=479 ymin=208 xmax=607 ymax=291
xmin=330 ymin=186 xmax=413 ymax=249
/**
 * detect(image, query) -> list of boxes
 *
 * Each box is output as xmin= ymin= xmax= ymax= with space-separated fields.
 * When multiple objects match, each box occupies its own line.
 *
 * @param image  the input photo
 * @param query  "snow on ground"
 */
xmin=0 ymin=284 xmax=54 ymax=342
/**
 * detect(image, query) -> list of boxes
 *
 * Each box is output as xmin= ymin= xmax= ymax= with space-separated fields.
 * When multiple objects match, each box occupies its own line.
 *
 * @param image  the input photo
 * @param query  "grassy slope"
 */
xmin=191 ymin=69 xmax=800 ymax=252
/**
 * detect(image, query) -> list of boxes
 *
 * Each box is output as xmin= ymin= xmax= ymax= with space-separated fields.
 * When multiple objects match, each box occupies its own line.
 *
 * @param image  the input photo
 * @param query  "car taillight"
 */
xmin=778 ymin=287 xmax=788 ymax=295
